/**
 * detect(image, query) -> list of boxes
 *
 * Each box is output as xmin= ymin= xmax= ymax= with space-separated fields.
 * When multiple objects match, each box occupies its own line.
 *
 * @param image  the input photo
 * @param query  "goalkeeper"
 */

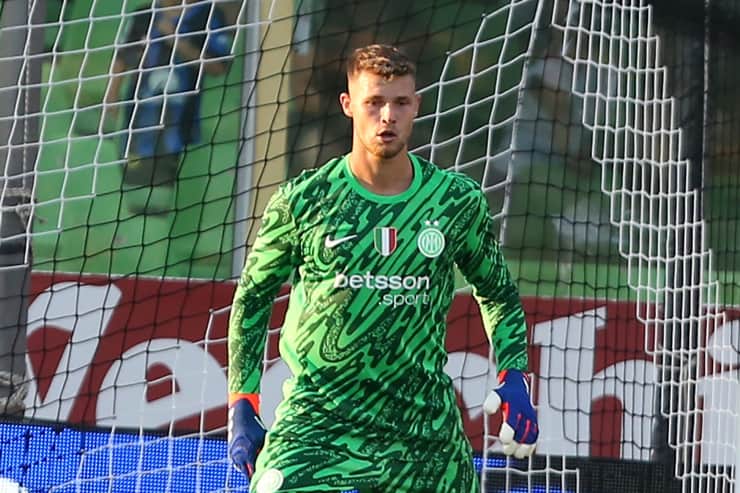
xmin=228 ymin=44 xmax=539 ymax=493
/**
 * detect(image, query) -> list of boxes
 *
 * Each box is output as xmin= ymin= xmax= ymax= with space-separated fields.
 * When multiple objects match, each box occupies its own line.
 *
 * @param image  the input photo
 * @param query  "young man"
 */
xmin=106 ymin=0 xmax=231 ymax=214
xmin=228 ymin=44 xmax=538 ymax=493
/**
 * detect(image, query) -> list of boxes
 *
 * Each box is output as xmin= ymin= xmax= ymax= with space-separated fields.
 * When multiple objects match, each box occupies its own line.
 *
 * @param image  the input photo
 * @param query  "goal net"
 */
xmin=0 ymin=0 xmax=738 ymax=492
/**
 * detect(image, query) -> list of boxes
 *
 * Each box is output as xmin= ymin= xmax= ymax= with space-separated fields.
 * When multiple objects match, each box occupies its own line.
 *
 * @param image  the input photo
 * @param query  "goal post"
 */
xmin=0 ymin=0 xmax=44 ymax=416
xmin=0 ymin=0 xmax=738 ymax=492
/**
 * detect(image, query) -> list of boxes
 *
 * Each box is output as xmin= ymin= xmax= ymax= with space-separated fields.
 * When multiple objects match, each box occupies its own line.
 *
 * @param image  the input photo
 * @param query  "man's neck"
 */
xmin=348 ymin=149 xmax=413 ymax=196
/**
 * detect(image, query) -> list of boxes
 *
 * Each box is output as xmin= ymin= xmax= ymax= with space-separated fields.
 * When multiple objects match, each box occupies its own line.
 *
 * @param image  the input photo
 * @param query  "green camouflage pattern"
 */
xmin=228 ymin=153 xmax=527 ymax=491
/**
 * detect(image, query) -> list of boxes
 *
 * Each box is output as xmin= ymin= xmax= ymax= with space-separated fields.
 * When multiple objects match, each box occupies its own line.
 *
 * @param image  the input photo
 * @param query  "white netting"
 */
xmin=0 ymin=0 xmax=247 ymax=269
xmin=1 ymin=0 xmax=738 ymax=492
xmin=550 ymin=1 xmax=735 ymax=490
xmin=420 ymin=0 xmax=581 ymax=488
xmin=546 ymin=0 xmax=734 ymax=490
xmin=423 ymin=0 xmax=738 ymax=491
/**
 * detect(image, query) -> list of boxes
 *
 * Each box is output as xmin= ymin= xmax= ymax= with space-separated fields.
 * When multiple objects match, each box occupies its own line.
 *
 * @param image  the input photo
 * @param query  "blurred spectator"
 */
xmin=105 ymin=0 xmax=232 ymax=215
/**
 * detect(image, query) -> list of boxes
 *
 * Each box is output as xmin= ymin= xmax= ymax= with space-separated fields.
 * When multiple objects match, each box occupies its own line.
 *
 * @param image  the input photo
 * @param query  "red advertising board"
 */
xmin=24 ymin=273 xmax=739 ymax=463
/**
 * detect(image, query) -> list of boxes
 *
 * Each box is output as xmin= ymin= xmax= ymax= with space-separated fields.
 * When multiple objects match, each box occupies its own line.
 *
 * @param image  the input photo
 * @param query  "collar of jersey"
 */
xmin=342 ymin=153 xmax=422 ymax=204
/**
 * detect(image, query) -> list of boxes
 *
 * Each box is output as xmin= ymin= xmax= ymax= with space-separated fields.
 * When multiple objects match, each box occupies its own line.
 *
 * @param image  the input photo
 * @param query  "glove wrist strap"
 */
xmin=228 ymin=392 xmax=260 ymax=414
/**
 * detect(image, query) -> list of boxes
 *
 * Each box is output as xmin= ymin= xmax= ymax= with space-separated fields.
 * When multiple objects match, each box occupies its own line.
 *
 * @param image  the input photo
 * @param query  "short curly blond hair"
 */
xmin=346 ymin=44 xmax=416 ymax=81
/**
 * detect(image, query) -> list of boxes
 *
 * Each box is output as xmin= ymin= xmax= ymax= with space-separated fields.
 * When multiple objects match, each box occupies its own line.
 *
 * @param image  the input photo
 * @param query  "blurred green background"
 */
xmin=32 ymin=0 xmax=242 ymax=279
xmin=24 ymin=0 xmax=740 ymax=305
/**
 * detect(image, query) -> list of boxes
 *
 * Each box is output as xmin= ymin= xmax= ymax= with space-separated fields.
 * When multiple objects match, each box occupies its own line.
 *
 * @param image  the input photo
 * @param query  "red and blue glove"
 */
xmin=228 ymin=395 xmax=267 ymax=478
xmin=483 ymin=369 xmax=538 ymax=459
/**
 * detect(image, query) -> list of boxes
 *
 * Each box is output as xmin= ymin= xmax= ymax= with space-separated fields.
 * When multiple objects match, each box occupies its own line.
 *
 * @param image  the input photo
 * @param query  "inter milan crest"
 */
xmin=417 ymin=220 xmax=445 ymax=258
xmin=374 ymin=227 xmax=397 ymax=256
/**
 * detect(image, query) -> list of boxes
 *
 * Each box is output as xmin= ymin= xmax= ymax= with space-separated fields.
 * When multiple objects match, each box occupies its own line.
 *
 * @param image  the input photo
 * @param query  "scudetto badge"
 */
xmin=374 ymin=227 xmax=398 ymax=256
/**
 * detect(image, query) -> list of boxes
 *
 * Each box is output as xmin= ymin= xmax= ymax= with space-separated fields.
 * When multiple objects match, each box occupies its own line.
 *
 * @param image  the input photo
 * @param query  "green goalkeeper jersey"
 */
xmin=228 ymin=153 xmax=528 ymax=461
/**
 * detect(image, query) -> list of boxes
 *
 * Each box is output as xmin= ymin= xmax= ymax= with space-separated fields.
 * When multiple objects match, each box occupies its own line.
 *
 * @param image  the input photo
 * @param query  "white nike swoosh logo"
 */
xmin=324 ymin=234 xmax=357 ymax=248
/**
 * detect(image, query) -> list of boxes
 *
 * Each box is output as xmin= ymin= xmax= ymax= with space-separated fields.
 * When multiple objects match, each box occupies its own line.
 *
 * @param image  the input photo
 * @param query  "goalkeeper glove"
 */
xmin=483 ymin=369 xmax=538 ymax=459
xmin=228 ymin=396 xmax=267 ymax=478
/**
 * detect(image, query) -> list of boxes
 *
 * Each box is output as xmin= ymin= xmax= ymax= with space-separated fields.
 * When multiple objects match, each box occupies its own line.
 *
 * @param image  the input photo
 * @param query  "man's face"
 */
xmin=340 ymin=71 xmax=420 ymax=160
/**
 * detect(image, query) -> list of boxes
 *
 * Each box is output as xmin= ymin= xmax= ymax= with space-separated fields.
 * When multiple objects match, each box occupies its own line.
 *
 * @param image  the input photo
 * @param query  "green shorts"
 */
xmin=249 ymin=432 xmax=479 ymax=493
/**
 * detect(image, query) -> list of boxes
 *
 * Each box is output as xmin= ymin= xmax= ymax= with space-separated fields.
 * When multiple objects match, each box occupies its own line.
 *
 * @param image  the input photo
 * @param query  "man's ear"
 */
xmin=339 ymin=92 xmax=352 ymax=118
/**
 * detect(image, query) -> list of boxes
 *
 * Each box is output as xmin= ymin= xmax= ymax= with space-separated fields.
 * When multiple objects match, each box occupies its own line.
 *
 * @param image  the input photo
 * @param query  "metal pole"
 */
xmin=0 ymin=0 xmax=44 ymax=416
xmin=231 ymin=0 xmax=259 ymax=277
xmin=648 ymin=0 xmax=704 ymax=481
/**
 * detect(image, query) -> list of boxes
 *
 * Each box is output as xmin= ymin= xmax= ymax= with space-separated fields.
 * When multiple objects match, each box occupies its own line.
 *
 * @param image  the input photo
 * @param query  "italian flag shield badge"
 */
xmin=373 ymin=227 xmax=397 ymax=256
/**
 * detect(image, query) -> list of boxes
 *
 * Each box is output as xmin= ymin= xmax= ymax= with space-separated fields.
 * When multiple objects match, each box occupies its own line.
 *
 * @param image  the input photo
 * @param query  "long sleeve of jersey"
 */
xmin=454 ymin=190 xmax=528 ymax=371
xmin=228 ymin=185 xmax=298 ymax=399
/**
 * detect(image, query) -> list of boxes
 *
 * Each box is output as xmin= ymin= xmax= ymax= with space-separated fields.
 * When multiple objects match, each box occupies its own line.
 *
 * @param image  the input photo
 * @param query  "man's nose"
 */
xmin=380 ymin=103 xmax=396 ymax=123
